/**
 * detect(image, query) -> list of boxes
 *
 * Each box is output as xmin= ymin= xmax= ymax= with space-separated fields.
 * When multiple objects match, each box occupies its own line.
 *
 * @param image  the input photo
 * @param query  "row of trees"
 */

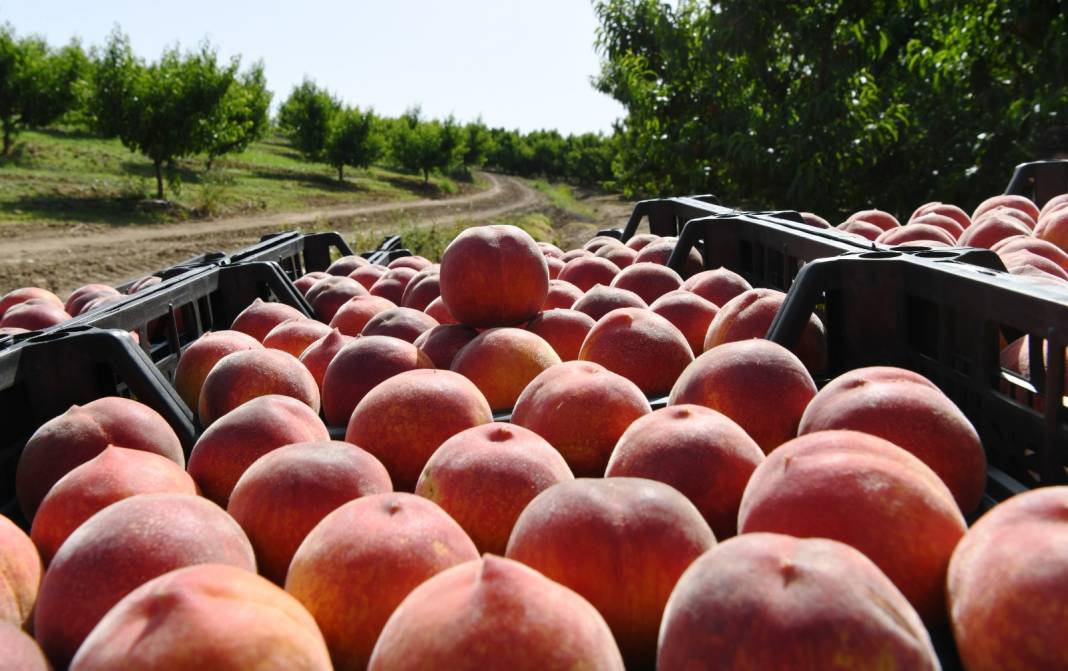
xmin=593 ymin=0 xmax=1068 ymax=217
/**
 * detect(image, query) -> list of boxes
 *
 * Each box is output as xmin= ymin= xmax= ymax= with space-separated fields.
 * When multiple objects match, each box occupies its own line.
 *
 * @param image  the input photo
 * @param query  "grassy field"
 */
xmin=0 ymin=128 xmax=472 ymax=228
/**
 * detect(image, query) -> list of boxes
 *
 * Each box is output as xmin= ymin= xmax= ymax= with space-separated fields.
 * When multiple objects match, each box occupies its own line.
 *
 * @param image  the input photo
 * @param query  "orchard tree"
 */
xmin=325 ymin=106 xmax=383 ymax=181
xmin=391 ymin=107 xmax=449 ymax=184
xmin=462 ymin=119 xmax=494 ymax=171
xmin=204 ymin=62 xmax=271 ymax=169
xmin=277 ymin=79 xmax=340 ymax=161
xmin=0 ymin=25 xmax=89 ymax=155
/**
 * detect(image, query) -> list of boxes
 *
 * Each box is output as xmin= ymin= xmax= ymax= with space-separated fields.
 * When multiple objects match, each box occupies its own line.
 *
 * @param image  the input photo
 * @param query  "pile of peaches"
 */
xmin=0 ymin=196 xmax=1065 ymax=670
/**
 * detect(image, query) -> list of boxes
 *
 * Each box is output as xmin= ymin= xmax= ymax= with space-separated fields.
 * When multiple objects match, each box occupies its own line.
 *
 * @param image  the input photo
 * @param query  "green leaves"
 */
xmin=277 ymin=79 xmax=341 ymax=162
xmin=325 ymin=106 xmax=383 ymax=181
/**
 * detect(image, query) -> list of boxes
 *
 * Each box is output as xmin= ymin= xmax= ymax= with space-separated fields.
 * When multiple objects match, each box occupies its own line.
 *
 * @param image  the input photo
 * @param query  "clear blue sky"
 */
xmin=0 ymin=0 xmax=625 ymax=135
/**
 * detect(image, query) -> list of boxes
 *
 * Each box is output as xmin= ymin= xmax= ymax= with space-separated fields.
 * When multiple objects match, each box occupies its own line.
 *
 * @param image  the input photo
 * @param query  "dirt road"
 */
xmin=0 ymin=173 xmax=545 ymax=294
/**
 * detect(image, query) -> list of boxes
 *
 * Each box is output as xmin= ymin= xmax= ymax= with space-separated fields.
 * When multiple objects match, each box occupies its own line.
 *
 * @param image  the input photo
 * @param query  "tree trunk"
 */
xmin=423 ymin=167 xmax=429 ymax=184
xmin=338 ymin=165 xmax=344 ymax=182
xmin=154 ymin=160 xmax=164 ymax=200
xmin=2 ymin=123 xmax=11 ymax=157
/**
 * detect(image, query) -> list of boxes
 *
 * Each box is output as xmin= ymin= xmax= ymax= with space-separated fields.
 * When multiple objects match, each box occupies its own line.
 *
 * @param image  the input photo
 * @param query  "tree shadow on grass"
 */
xmin=0 ymin=193 xmax=181 ymax=227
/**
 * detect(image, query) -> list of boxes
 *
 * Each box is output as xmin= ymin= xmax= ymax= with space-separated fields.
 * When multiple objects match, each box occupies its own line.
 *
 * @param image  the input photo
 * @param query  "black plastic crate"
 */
xmin=1004 ymin=159 xmax=1068 ymax=208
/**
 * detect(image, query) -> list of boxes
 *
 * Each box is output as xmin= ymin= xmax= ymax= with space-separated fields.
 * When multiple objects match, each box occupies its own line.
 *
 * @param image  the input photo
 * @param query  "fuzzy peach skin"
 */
xmin=188 ymin=394 xmax=330 ymax=507
xmin=328 ymin=295 xmax=397 ymax=336
xmin=506 ymin=477 xmax=715 ymax=669
xmin=438 ymin=224 xmax=549 ymax=327
xmin=369 ymin=267 xmax=418 ymax=304
xmin=973 ymin=194 xmax=1039 ymax=223
xmin=633 ymin=240 xmax=703 ymax=278
xmin=230 ymin=298 xmax=305 ymax=342
xmin=649 ymin=290 xmax=719 ymax=356
xmin=669 ymin=339 xmax=816 ymax=454
xmin=511 ymin=361 xmax=651 ymax=477
xmin=450 ymin=328 xmax=562 ymax=411
xmin=368 ymin=555 xmax=625 ymax=671
xmin=542 ymin=279 xmax=584 ymax=310
xmin=174 ymin=330 xmax=263 ymax=411
xmin=557 ymin=256 xmax=620 ymax=292
xmin=947 ymin=486 xmax=1068 ymax=671
xmin=413 ymin=324 xmax=481 ymax=369
xmin=605 ymin=404 xmax=763 ymax=539
xmin=524 ymin=309 xmax=596 ymax=361
xmin=911 ymin=201 xmax=971 ymax=230
xmin=624 ymin=233 xmax=661 ymax=251
xmin=69 ymin=564 xmax=331 ymax=671
xmin=228 ymin=440 xmax=393 ymax=585
xmin=360 ymin=306 xmax=439 ymax=343
xmin=345 ymin=369 xmax=493 ymax=491
xmin=798 ymin=366 xmax=987 ymax=513
xmin=423 ymin=296 xmax=456 ymax=324
xmin=657 ymin=533 xmax=939 ymax=670
xmin=0 ymin=621 xmax=49 ymax=671
xmin=298 ymin=329 xmax=354 ymax=393
xmin=0 ymin=515 xmax=41 ymax=630
xmin=578 ymin=307 xmax=694 ymax=397
xmin=327 ymin=254 xmax=369 ymax=275
xmin=415 ymin=423 xmax=573 ymax=554
xmin=572 ymin=285 xmax=647 ymax=321
xmin=31 ymin=445 xmax=197 ymax=566
xmin=847 ymin=208 xmax=900 ymax=231
xmin=609 ymin=262 xmax=684 ymax=304
xmin=0 ymin=287 xmax=63 ymax=320
xmin=15 ymin=396 xmax=184 ymax=520
xmin=262 ymin=319 xmax=332 ymax=358
xmin=307 ymin=276 xmax=368 ymax=322
xmin=285 ymin=493 xmax=479 ymax=671
xmin=348 ymin=264 xmax=387 ymax=290
xmin=737 ymin=430 xmax=967 ymax=624
xmin=595 ymin=243 xmax=638 ymax=269
xmin=681 ymin=268 xmax=751 ymax=307
xmin=321 ymin=335 xmax=433 ymax=426
xmin=197 ymin=348 xmax=320 ymax=427
xmin=33 ymin=493 xmax=256 ymax=669
xmin=400 ymin=267 xmax=441 ymax=311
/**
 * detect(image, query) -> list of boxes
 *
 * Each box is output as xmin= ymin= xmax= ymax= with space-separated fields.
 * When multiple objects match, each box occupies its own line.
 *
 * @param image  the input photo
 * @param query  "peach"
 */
xmin=704 ymin=287 xmax=827 ymax=374
xmin=524 ymin=309 xmax=595 ymax=361
xmin=910 ymin=212 xmax=966 ymax=239
xmin=328 ymin=294 xmax=397 ymax=336
xmin=322 ymin=335 xmax=434 ymax=426
xmin=511 ymin=361 xmax=650 ymax=477
xmin=450 ymin=328 xmax=561 ymax=411
xmin=798 ymin=366 xmax=986 ymax=513
xmin=400 ymin=268 xmax=441 ymax=310
xmin=681 ymin=267 xmax=751 ymax=306
xmin=836 ymin=219 xmax=882 ymax=240
xmin=198 ymin=348 xmax=320 ymax=426
xmin=624 ymin=233 xmax=660 ymax=251
xmin=188 ymin=395 xmax=330 ymax=506
xmin=348 ymin=264 xmax=387 ymax=290
xmin=987 ymin=205 xmax=1036 ymax=230
xmin=64 ymin=284 xmax=119 ymax=316
xmin=557 ymin=256 xmax=620 ymax=292
xmin=294 ymin=271 xmax=329 ymax=296
xmin=545 ymin=255 xmax=564 ymax=278
xmin=70 ymin=563 xmax=330 ymax=670
xmin=973 ymin=194 xmax=1040 ymax=222
xmin=0 ymin=287 xmax=63 ymax=320
xmin=175 ymin=330 xmax=263 ymax=411
xmin=0 ymin=326 xmax=28 ymax=336
xmin=228 ymin=440 xmax=392 ymax=584
xmin=16 ymin=396 xmax=184 ymax=520
xmin=947 ymin=487 xmax=1068 ymax=670
xmin=634 ymin=240 xmax=703 ymax=277
xmin=369 ymin=556 xmax=624 ymax=671
xmin=127 ymin=275 xmax=162 ymax=293
xmin=0 ymin=621 xmax=48 ymax=670
xmin=33 ymin=493 xmax=255 ymax=668
xmin=0 ymin=515 xmax=40 ymax=629
xmin=738 ymin=430 xmax=967 ymax=623
xmin=79 ymin=293 xmax=125 ymax=315
xmin=0 ymin=301 xmax=70 ymax=330
xmin=572 ymin=284 xmax=647 ymax=321
xmin=389 ymin=255 xmax=432 ymax=271
xmin=1003 ymin=250 xmax=1068 ymax=281
xmin=609 ymin=262 xmax=683 ymax=303
xmin=361 ymin=306 xmax=439 ymax=342
xmin=583 ymin=236 xmax=622 ymax=253
xmin=415 ymin=423 xmax=573 ymax=553
xmin=506 ymin=477 xmax=715 ymax=668
xmin=1036 ymin=208 xmax=1068 ymax=254
xmin=285 ymin=493 xmax=479 ymax=670
xmin=877 ymin=223 xmax=956 ymax=246
xmin=595 ymin=243 xmax=638 ymax=268
xmin=30 ymin=446 xmax=197 ymax=566
xmin=423 ymin=295 xmax=456 ymax=324
xmin=992 ymin=235 xmax=1068 ymax=274
xmin=847 ymin=209 xmax=899 ymax=231
xmin=413 ymin=324 xmax=480 ymax=368
xmin=327 ymin=254 xmax=370 ymax=276
xmin=307 ymin=276 xmax=368 ymax=321
xmin=911 ymin=201 xmax=971 ymax=230
xmin=649 ymin=290 xmax=719 ymax=355
xmin=605 ymin=405 xmax=763 ymax=538
xmin=345 ymin=369 xmax=493 ymax=491
xmin=959 ymin=212 xmax=1032 ymax=248
xmin=561 ymin=248 xmax=593 ymax=262
xmin=539 ymin=241 xmax=565 ymax=258
xmin=230 ymin=298 xmax=306 ymax=342
xmin=798 ymin=212 xmax=831 ymax=228
xmin=298 ymin=328 xmax=354 ymax=392
xmin=658 ymin=533 xmax=939 ymax=670
xmin=670 ymin=339 xmax=816 ymax=453
xmin=578 ymin=307 xmax=693 ymax=396
xmin=1041 ymin=193 xmax=1068 ymax=219
xmin=438 ymin=225 xmax=549 ymax=328
xmin=262 ymin=318 xmax=332 ymax=358
xmin=369 ymin=266 xmax=418 ymax=304
xmin=542 ymin=278 xmax=584 ymax=310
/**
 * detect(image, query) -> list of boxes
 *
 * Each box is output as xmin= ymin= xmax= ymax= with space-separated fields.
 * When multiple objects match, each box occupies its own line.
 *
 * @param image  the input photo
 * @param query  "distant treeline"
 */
xmin=0 ymin=25 xmax=617 ymax=199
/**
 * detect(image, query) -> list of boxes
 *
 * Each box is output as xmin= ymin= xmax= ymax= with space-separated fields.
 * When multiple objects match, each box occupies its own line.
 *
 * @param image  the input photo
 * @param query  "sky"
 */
xmin=0 ymin=1 xmax=626 ymax=135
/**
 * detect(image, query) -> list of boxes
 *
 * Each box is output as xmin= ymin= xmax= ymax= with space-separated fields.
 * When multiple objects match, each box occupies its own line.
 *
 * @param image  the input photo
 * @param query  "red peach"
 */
xmin=348 ymin=264 xmax=388 ymax=290
xmin=650 ymin=290 xmax=720 ymax=355
xmin=973 ymin=194 xmax=1040 ymax=223
xmin=369 ymin=266 xmax=418 ymax=304
xmin=230 ymin=298 xmax=306 ymax=342
xmin=542 ymin=279 xmax=584 ymax=310
xmin=262 ymin=319 xmax=332 ymax=358
xmin=524 ymin=309 xmax=596 ymax=361
xmin=298 ymin=328 xmax=355 ymax=392
xmin=361 ymin=306 xmax=439 ymax=343
xmin=0 ymin=621 xmax=48 ymax=670
xmin=595 ymin=244 xmax=638 ymax=268
xmin=609 ymin=262 xmax=683 ymax=303
xmin=307 ymin=276 xmax=368 ymax=322
xmin=0 ymin=287 xmax=63 ymax=320
xmin=910 ymin=212 xmax=966 ymax=239
xmin=992 ymin=235 xmax=1068 ymax=274
xmin=0 ymin=301 xmax=71 ymax=330
xmin=400 ymin=268 xmax=441 ymax=311
xmin=578 ymin=307 xmax=693 ymax=396
xmin=558 ymin=256 xmax=620 ymax=292
xmin=450 ymin=328 xmax=561 ymax=411
xmin=294 ymin=271 xmax=330 ymax=296
xmin=389 ymin=255 xmax=432 ymax=271
xmin=327 ymin=255 xmax=370 ymax=276
xmin=798 ymin=212 xmax=831 ymax=228
xmin=413 ymin=324 xmax=481 ymax=369
xmin=175 ymin=330 xmax=263 ymax=411
xmin=197 ymin=348 xmax=320 ymax=427
xmin=0 ymin=515 xmax=40 ymax=629
xmin=958 ymin=213 xmax=1032 ymax=248
xmin=877 ymin=223 xmax=956 ymax=246
xmin=322 ymin=335 xmax=433 ymax=426
xmin=1036 ymin=208 xmax=1068 ymax=254
xmin=634 ymin=240 xmax=703 ymax=277
xmin=545 ymin=255 xmax=565 ymax=278
xmin=848 ymin=209 xmax=900 ymax=231
xmin=911 ymin=202 xmax=971 ymax=230
xmin=424 ymin=296 xmax=456 ymax=324
xmin=836 ymin=219 xmax=882 ymax=240
xmin=681 ymin=267 xmax=751 ymax=306
xmin=572 ymin=284 xmax=648 ymax=321
xmin=64 ymin=284 xmax=119 ymax=316
xmin=624 ymin=233 xmax=660 ymax=251
xmin=328 ymin=295 xmax=398 ymax=336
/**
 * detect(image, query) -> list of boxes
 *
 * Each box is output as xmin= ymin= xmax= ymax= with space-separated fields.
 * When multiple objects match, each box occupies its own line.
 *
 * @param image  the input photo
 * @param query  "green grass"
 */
xmin=0 ymin=128 xmax=466 ymax=227
xmin=529 ymin=179 xmax=595 ymax=219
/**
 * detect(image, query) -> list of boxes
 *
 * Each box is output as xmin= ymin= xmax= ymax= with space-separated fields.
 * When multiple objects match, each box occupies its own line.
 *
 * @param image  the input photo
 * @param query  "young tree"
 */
xmin=277 ymin=79 xmax=340 ymax=161
xmin=438 ymin=115 xmax=467 ymax=176
xmin=204 ymin=62 xmax=272 ymax=169
xmin=390 ymin=107 xmax=448 ymax=184
xmin=325 ymin=106 xmax=383 ymax=182
xmin=462 ymin=119 xmax=493 ymax=171
xmin=0 ymin=25 xmax=89 ymax=155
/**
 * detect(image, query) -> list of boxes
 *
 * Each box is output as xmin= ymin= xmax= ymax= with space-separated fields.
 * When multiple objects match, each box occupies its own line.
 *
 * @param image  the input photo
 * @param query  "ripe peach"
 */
xmin=634 ymin=240 xmax=703 ymax=277
xmin=572 ymin=284 xmax=647 ymax=321
xmin=0 ymin=515 xmax=40 ymax=629
xmin=798 ymin=212 xmax=831 ymax=228
xmin=294 ymin=271 xmax=329 ymax=296
xmin=658 ymin=533 xmax=939 ymax=670
xmin=578 ymin=307 xmax=693 ymax=396
xmin=389 ymin=255 xmax=432 ymax=271
xmin=262 ymin=319 xmax=332 ymax=358
xmin=1036 ymin=208 xmax=1068 ymax=254
xmin=512 ymin=361 xmax=650 ymax=477
xmin=583 ymin=236 xmax=621 ymax=253
xmin=70 ymin=563 xmax=331 ymax=670
xmin=543 ymin=279 xmax=583 ymax=310
xmin=558 ymin=256 xmax=620 ymax=292
xmin=348 ymin=264 xmax=387 ymax=290
xmin=423 ymin=295 xmax=456 ymax=324
xmin=413 ymin=324 xmax=480 ymax=368
xmin=910 ymin=212 xmax=966 ymax=239
xmin=33 ymin=493 xmax=256 ymax=669
xmin=877 ymin=223 xmax=956 ymax=246
xmin=198 ymin=348 xmax=320 ymax=426
xmin=538 ymin=241 xmax=565 ymax=258
xmin=704 ymin=287 xmax=827 ymax=374
xmin=595 ymin=243 xmax=638 ymax=268
xmin=973 ymin=194 xmax=1040 ymax=223
xmin=285 ymin=493 xmax=479 ymax=670
xmin=64 ymin=284 xmax=119 ymax=316
xmin=369 ymin=266 xmax=418 ymax=304
xmin=0 ymin=621 xmax=48 ymax=670
xmin=1003 ymin=250 xmax=1068 ymax=281
xmin=847 ymin=209 xmax=899 ymax=231
xmin=506 ymin=477 xmax=715 ymax=668
xmin=228 ymin=440 xmax=392 ymax=584
xmin=911 ymin=201 xmax=971 ymax=230
xmin=992 ymin=235 xmax=1068 ymax=274
xmin=836 ymin=219 xmax=882 ymax=240
xmin=681 ymin=267 xmax=751 ymax=306
xmin=328 ymin=294 xmax=397 ymax=336
xmin=609 ymin=262 xmax=683 ymax=303
xmin=670 ymin=339 xmax=816 ymax=454
xmin=345 ymin=369 xmax=493 ymax=491
xmin=298 ymin=328 xmax=354 ymax=392
xmin=0 ymin=287 xmax=63 ymax=320
xmin=368 ymin=556 xmax=624 ymax=671
xmin=605 ymin=405 xmax=763 ymax=538
xmin=399 ymin=268 xmax=441 ymax=310
xmin=307 ymin=276 xmax=368 ymax=321
xmin=230 ymin=298 xmax=305 ymax=342
xmin=175 ymin=330 xmax=262 ymax=411
xmin=327 ymin=254 xmax=370 ymax=276
xmin=322 ymin=335 xmax=433 ymax=426
xmin=738 ymin=430 xmax=967 ymax=624
xmin=16 ymin=396 xmax=184 ymax=520
xmin=986 ymin=205 xmax=1036 ymax=230
xmin=1040 ymin=193 xmax=1068 ymax=219
xmin=959 ymin=213 xmax=1032 ymax=248
xmin=560 ymin=248 xmax=592 ymax=262
xmin=650 ymin=290 xmax=719 ymax=355
xmin=188 ymin=395 xmax=330 ymax=506
xmin=360 ymin=306 xmax=439 ymax=342
xmin=0 ymin=301 xmax=70 ymax=330
xmin=624 ymin=233 xmax=660 ymax=251
xmin=31 ymin=446 xmax=197 ymax=566
xmin=415 ymin=423 xmax=573 ymax=554
xmin=438 ymin=225 xmax=549 ymax=328
xmin=545 ymin=255 xmax=564 ymax=278
xmin=524 ymin=309 xmax=595 ymax=361
xmin=450 ymin=328 xmax=561 ymax=411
